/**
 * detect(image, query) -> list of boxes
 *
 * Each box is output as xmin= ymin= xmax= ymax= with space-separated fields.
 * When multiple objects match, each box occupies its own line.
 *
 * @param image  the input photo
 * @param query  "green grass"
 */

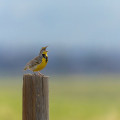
xmin=0 ymin=75 xmax=120 ymax=120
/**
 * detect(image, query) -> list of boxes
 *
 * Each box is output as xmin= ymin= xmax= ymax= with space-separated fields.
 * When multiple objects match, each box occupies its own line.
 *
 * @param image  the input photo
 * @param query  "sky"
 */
xmin=0 ymin=0 xmax=120 ymax=75
xmin=0 ymin=0 xmax=120 ymax=51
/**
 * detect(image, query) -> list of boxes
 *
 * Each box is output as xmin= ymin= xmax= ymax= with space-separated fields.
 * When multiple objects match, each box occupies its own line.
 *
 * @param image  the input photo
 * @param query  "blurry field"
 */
xmin=0 ymin=75 xmax=120 ymax=120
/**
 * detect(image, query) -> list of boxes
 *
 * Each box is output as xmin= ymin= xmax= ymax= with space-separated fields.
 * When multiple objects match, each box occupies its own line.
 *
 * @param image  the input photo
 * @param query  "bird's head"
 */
xmin=39 ymin=46 xmax=48 ymax=55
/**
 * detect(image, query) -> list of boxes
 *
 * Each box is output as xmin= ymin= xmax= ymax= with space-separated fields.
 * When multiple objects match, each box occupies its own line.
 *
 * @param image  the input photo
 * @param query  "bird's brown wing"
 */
xmin=24 ymin=56 xmax=42 ymax=70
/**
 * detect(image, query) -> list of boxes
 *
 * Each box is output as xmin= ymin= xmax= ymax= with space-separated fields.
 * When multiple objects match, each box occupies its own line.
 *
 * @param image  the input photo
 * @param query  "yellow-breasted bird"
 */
xmin=24 ymin=46 xmax=48 ymax=75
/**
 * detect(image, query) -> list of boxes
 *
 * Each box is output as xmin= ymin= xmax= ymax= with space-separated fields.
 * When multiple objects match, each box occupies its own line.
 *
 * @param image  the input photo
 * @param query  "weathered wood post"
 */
xmin=23 ymin=74 xmax=49 ymax=120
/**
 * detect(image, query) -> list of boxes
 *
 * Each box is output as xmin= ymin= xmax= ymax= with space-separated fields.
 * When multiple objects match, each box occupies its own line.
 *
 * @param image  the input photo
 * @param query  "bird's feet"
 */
xmin=38 ymin=71 xmax=44 ymax=76
xmin=33 ymin=72 xmax=37 ymax=76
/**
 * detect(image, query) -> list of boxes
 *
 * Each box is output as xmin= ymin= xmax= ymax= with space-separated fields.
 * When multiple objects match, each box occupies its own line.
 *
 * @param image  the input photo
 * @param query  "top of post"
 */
xmin=23 ymin=74 xmax=49 ymax=79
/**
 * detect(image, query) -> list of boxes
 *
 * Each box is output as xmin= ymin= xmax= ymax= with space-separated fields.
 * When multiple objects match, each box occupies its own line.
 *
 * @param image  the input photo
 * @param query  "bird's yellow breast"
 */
xmin=33 ymin=58 xmax=47 ymax=72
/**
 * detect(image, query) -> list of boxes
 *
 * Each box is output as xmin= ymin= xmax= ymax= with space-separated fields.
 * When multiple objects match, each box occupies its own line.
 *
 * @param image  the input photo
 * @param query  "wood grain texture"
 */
xmin=23 ymin=74 xmax=49 ymax=120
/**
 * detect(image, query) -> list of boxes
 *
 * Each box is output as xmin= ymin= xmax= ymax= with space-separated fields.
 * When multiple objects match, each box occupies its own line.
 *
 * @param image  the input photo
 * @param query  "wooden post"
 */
xmin=23 ymin=74 xmax=49 ymax=120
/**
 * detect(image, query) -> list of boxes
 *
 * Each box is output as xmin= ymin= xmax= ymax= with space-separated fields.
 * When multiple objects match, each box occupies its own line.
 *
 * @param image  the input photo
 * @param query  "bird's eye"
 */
xmin=42 ymin=54 xmax=45 ymax=58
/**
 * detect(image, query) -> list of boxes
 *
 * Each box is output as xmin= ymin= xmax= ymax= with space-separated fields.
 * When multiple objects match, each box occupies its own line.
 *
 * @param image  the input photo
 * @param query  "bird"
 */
xmin=24 ymin=46 xmax=48 ymax=75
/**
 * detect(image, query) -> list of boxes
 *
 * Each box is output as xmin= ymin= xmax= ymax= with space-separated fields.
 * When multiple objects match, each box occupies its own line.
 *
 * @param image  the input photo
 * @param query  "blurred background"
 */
xmin=0 ymin=0 xmax=120 ymax=120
